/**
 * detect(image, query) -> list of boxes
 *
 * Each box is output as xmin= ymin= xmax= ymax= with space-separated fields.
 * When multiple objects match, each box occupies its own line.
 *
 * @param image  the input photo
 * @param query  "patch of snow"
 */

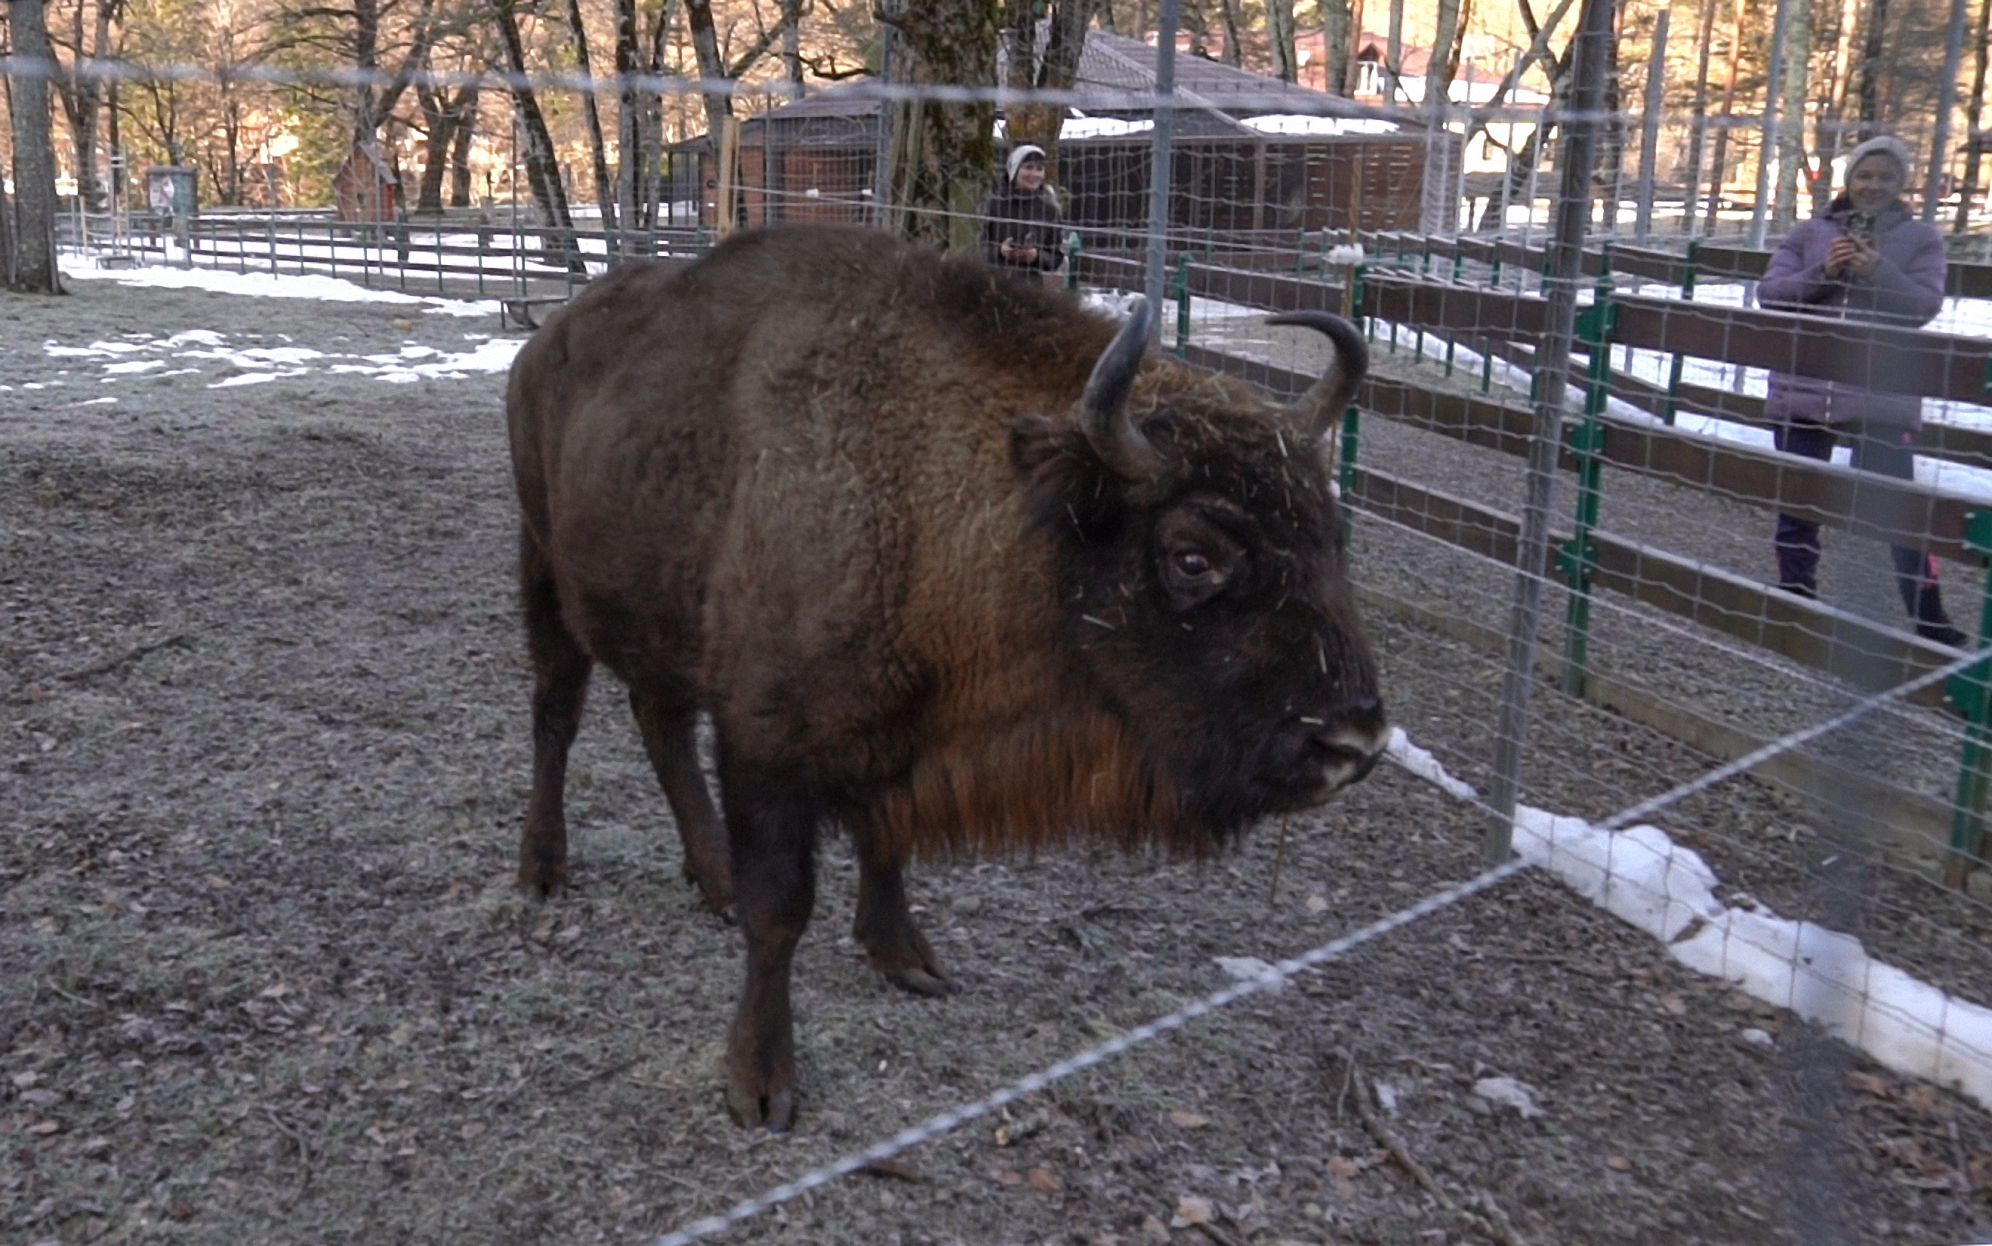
xmin=1384 ymin=726 xmax=1477 ymax=801
xmin=1240 ymin=114 xmax=1400 ymax=137
xmin=1472 ymin=1077 xmax=1544 ymax=1118
xmin=64 ymin=256 xmax=500 ymax=320
xmin=1386 ymin=729 xmax=1992 ymax=1109
xmin=1214 ymin=956 xmax=1286 ymax=992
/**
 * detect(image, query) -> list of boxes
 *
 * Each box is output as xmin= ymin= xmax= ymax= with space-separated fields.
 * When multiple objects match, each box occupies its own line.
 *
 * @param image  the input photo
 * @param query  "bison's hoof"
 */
xmin=516 ymin=863 xmax=566 ymax=900
xmin=883 ymin=966 xmax=960 ymax=998
xmin=725 ymin=1082 xmax=797 ymax=1132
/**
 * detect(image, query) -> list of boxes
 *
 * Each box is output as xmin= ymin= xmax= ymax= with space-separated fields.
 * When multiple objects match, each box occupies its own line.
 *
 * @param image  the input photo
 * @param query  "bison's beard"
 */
xmin=858 ymin=705 xmax=1213 ymax=861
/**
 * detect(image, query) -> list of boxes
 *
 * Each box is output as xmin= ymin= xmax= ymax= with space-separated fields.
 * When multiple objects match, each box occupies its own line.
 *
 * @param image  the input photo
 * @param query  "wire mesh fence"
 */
xmin=12 ymin=17 xmax=1992 ymax=1239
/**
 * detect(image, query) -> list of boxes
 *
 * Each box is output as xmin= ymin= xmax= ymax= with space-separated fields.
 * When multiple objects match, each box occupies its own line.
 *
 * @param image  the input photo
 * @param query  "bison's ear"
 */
xmin=1266 ymin=311 xmax=1369 ymax=442
xmin=1011 ymin=413 xmax=1125 ymax=543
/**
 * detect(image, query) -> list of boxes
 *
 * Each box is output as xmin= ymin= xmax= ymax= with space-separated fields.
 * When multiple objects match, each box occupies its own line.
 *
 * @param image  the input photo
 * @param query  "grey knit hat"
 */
xmin=1843 ymin=134 xmax=1914 ymax=182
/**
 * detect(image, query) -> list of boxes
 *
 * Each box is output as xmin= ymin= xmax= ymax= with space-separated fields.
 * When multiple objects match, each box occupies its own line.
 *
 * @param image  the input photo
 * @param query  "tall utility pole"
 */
xmin=1143 ymin=0 xmax=1180 ymax=342
xmin=1484 ymin=0 xmax=1615 ymax=863
xmin=1926 ymin=0 xmax=1971 ymax=221
xmin=1748 ymin=0 xmax=1795 ymax=248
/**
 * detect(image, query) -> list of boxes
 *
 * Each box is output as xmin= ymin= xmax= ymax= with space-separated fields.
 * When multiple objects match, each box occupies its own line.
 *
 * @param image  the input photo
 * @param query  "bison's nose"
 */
xmin=1304 ymin=695 xmax=1388 ymax=792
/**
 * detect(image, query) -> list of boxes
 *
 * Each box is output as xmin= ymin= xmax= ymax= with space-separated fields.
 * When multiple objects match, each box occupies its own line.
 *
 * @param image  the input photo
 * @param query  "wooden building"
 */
xmin=678 ymin=30 xmax=1437 ymax=237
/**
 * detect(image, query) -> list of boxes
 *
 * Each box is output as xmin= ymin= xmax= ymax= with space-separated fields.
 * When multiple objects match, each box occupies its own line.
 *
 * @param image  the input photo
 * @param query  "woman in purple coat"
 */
xmin=1755 ymin=135 xmax=1967 ymax=646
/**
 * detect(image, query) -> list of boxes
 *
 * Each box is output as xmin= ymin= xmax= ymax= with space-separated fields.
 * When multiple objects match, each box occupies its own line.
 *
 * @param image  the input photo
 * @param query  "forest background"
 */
xmin=1 ymin=0 xmax=1988 ymax=255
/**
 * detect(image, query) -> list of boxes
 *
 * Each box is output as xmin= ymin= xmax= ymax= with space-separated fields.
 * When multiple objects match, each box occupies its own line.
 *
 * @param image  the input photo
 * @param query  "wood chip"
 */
xmin=1167 ymin=1110 xmax=1208 ymax=1129
xmin=1026 ymin=1166 xmax=1062 ymax=1193
xmin=1606 ymin=1156 xmax=1632 ymax=1172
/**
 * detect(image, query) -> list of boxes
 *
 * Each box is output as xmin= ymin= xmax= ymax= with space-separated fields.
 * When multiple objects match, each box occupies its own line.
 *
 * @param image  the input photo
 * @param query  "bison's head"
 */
xmin=1012 ymin=299 xmax=1386 ymax=842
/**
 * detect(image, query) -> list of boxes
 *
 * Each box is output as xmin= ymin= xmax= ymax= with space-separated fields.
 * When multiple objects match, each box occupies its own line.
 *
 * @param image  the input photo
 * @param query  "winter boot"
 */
xmin=1914 ymin=584 xmax=1970 ymax=649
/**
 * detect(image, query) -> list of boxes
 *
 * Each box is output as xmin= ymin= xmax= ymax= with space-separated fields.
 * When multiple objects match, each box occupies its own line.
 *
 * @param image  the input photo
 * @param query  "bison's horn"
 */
xmin=1266 ymin=311 xmax=1369 ymax=442
xmin=1081 ymin=296 xmax=1162 ymax=480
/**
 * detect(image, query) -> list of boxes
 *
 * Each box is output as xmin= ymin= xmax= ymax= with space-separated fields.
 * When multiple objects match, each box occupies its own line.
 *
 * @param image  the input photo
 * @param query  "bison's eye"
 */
xmin=1172 ymin=550 xmax=1213 ymax=579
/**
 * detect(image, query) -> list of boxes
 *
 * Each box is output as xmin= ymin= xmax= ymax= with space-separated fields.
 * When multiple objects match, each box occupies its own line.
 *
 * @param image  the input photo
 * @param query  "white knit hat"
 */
xmin=1843 ymin=134 xmax=1914 ymax=182
xmin=1007 ymin=144 xmax=1047 ymax=184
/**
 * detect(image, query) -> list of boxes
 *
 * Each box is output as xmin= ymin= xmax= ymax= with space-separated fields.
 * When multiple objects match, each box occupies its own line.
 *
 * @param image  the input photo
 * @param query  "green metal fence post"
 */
xmin=476 ymin=227 xmax=487 ymax=298
xmin=1947 ymin=511 xmax=1992 ymax=888
xmin=1661 ymin=236 xmax=1700 ymax=426
xmin=1558 ymin=251 xmax=1618 ymax=698
xmin=1172 ymin=253 xmax=1190 ymax=359
xmin=1066 ymin=231 xmax=1081 ymax=291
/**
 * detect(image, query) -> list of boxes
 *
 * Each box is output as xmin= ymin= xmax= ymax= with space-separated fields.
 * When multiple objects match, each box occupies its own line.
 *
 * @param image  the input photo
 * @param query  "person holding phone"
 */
xmin=1756 ymin=135 xmax=1966 ymax=647
xmin=983 ymin=144 xmax=1067 ymax=285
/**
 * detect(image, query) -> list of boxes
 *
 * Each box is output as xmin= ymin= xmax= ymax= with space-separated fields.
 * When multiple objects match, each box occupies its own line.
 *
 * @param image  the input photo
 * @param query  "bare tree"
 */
xmin=1002 ymin=0 xmax=1092 ymax=183
xmin=877 ymin=0 xmax=998 ymax=250
xmin=1955 ymin=0 xmax=1991 ymax=229
xmin=1268 ymin=0 xmax=1298 ymax=81
xmin=563 ymin=0 xmax=617 ymax=237
xmin=9 ymin=0 xmax=65 ymax=292
xmin=1703 ymin=0 xmax=1746 ymax=233
xmin=1680 ymin=0 xmax=1721 ymax=231
xmin=49 ymin=0 xmax=123 ymax=211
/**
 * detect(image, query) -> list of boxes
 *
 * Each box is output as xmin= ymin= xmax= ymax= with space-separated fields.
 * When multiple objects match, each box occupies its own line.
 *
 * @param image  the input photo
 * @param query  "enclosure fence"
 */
xmin=20 ymin=40 xmax=1992 ymax=1240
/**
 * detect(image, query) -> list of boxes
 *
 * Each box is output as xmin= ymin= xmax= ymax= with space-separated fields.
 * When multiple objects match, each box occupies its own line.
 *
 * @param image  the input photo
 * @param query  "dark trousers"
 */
xmin=1773 ymin=421 xmax=1940 ymax=617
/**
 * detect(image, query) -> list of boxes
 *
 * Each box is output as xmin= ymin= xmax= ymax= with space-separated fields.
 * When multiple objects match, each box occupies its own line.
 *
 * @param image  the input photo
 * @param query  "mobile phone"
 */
xmin=1846 ymin=211 xmax=1877 ymax=244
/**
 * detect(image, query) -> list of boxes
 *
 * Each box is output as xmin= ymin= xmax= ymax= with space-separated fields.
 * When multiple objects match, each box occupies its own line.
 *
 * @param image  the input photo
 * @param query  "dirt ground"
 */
xmin=7 ymin=277 xmax=1992 ymax=1246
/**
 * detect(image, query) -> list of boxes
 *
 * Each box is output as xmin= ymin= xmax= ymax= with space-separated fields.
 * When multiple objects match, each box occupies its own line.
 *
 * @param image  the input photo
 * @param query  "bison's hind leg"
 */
xmin=629 ymin=687 xmax=733 ymax=917
xmin=852 ymin=832 xmax=958 ymax=998
xmin=518 ymin=525 xmax=593 ymax=898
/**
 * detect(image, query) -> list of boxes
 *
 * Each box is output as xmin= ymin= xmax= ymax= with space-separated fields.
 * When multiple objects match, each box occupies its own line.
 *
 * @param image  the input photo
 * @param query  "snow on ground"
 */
xmin=34 ymin=261 xmax=523 ymax=390
xmin=64 ymin=255 xmax=504 ymax=318
xmin=1380 ymin=735 xmax=1992 ymax=1112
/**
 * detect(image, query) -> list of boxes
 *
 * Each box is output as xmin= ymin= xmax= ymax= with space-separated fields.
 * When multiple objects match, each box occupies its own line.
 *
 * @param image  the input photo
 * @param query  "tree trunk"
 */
xmin=1322 ymin=0 xmax=1354 ymax=94
xmin=879 ymin=0 xmax=1000 ymax=251
xmin=1680 ymin=0 xmax=1720 ymax=231
xmin=685 ymin=0 xmax=735 ymax=149
xmin=10 ymin=0 xmax=64 ymax=292
xmin=449 ymin=89 xmax=479 ymax=207
xmin=1704 ymin=0 xmax=1746 ymax=232
xmin=416 ymin=84 xmax=455 ymax=212
xmin=1269 ymin=0 xmax=1299 ymax=81
xmin=1955 ymin=0 xmax=1991 ymax=229
xmin=565 ymin=0 xmax=618 ymax=241
xmin=1003 ymin=0 xmax=1091 ymax=183
xmin=1773 ymin=0 xmax=1812 ymax=226
xmin=1857 ymin=0 xmax=1888 ymax=134
xmin=496 ymin=0 xmax=578 ymax=246
xmin=1815 ymin=0 xmax=1859 ymax=215
xmin=614 ymin=0 xmax=643 ymax=244
xmin=1216 ymin=0 xmax=1243 ymax=67
xmin=1386 ymin=0 xmax=1404 ymax=104
xmin=1422 ymin=0 xmax=1464 ymax=229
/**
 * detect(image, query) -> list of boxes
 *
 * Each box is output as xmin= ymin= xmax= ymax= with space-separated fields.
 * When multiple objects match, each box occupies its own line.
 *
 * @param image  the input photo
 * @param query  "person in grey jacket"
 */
xmin=982 ymin=145 xmax=1067 ymax=284
xmin=1755 ymin=134 xmax=1966 ymax=647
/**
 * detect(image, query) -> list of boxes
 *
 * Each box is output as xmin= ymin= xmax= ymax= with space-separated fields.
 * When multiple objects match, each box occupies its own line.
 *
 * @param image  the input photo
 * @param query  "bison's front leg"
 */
xmin=720 ymin=770 xmax=816 ymax=1131
xmin=853 ymin=833 xmax=957 ymax=998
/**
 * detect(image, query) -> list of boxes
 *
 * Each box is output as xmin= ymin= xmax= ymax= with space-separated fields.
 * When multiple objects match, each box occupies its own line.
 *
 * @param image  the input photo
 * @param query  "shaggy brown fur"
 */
xmin=504 ymin=224 xmax=1384 ymax=1131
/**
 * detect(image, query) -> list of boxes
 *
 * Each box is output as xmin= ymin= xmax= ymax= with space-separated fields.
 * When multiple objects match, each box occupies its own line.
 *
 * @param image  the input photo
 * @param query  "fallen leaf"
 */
xmin=1847 ymin=1072 xmax=1891 ymax=1098
xmin=460 ymin=1122 xmax=486 ymax=1140
xmin=1171 ymin=1194 xmax=1213 ymax=1227
xmin=1606 ymin=1156 xmax=1632 ymax=1172
xmin=1167 ymin=1110 xmax=1207 ymax=1129
xmin=1305 ymin=894 xmax=1329 ymax=914
xmin=27 ymin=1120 xmax=61 ymax=1136
xmin=860 ymin=1158 xmax=924 ymax=1183
xmin=1027 ymin=1167 xmax=1063 ymax=1193
xmin=1659 ymin=993 xmax=1686 ymax=1016
xmin=995 ymin=1169 xmax=1023 ymax=1186
xmin=1327 ymin=1156 xmax=1362 ymax=1179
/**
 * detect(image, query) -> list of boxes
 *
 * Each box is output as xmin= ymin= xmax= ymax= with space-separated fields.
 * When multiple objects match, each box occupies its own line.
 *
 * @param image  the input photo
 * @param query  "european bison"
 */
xmin=506 ymin=224 xmax=1385 ymax=1129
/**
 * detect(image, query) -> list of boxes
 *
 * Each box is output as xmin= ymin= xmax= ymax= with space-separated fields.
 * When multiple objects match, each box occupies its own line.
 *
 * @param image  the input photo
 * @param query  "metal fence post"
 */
xmin=1661 ymin=236 xmax=1699 ymax=425
xmin=1484 ymin=0 xmax=1615 ymax=863
xmin=1172 ymin=253 xmax=1190 ymax=358
xmin=1946 ymin=514 xmax=1992 ymax=888
xmin=1066 ymin=231 xmax=1081 ymax=291
xmin=1559 ymin=252 xmax=1617 ymax=698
